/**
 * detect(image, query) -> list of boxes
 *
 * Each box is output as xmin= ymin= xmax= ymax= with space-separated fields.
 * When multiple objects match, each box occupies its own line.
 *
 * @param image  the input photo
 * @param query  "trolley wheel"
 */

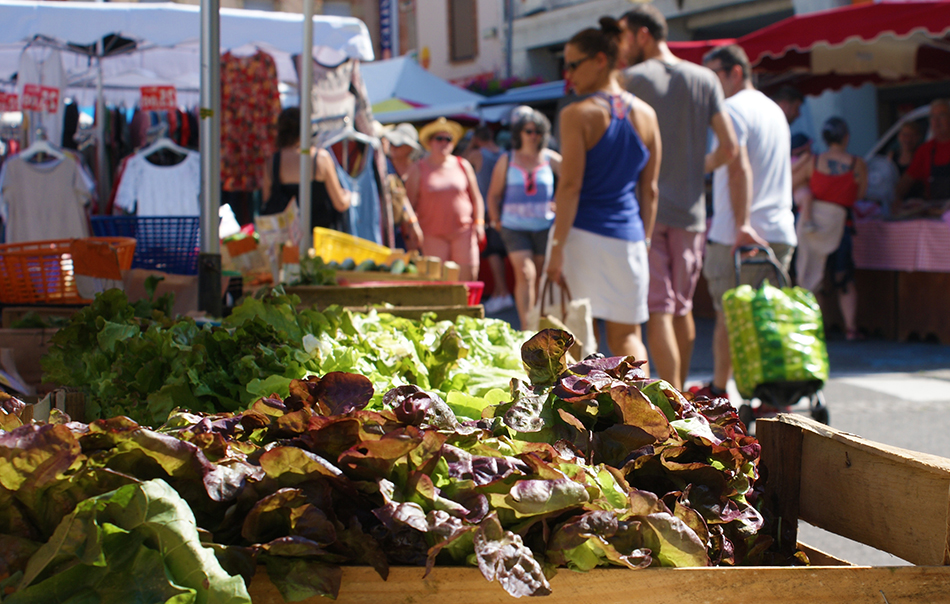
xmin=809 ymin=390 xmax=829 ymax=425
xmin=738 ymin=404 xmax=755 ymax=430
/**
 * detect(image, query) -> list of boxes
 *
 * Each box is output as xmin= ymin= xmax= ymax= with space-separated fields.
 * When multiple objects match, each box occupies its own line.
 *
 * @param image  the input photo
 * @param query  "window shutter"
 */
xmin=448 ymin=0 xmax=477 ymax=62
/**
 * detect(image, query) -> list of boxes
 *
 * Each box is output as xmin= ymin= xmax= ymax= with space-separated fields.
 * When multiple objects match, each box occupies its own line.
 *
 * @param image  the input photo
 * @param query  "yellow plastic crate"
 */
xmin=311 ymin=227 xmax=392 ymax=265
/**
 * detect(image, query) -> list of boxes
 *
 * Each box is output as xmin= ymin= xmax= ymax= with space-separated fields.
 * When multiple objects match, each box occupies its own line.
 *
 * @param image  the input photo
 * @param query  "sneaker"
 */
xmin=484 ymin=294 xmax=514 ymax=313
xmin=494 ymin=294 xmax=515 ymax=311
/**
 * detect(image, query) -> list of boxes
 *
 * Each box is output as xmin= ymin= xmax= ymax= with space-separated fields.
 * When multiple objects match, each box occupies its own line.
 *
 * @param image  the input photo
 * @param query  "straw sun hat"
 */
xmin=418 ymin=117 xmax=464 ymax=151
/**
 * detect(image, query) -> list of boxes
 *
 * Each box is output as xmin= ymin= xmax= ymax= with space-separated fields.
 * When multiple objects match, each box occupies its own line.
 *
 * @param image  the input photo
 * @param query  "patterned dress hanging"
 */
xmin=220 ymin=50 xmax=281 ymax=192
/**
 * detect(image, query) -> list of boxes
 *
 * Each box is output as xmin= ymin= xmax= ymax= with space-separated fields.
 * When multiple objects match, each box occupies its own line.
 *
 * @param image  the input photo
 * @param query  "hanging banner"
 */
xmin=379 ymin=0 xmax=393 ymax=59
xmin=140 ymin=85 xmax=178 ymax=112
xmin=0 ymin=92 xmax=18 ymax=112
xmin=21 ymin=84 xmax=59 ymax=113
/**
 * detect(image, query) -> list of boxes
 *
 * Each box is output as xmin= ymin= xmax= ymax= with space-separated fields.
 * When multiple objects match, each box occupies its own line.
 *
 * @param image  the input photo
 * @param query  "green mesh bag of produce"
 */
xmin=722 ymin=280 xmax=829 ymax=399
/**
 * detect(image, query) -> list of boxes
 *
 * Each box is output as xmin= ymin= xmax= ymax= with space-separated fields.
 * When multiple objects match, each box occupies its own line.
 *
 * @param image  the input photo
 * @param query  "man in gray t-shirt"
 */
xmin=618 ymin=5 xmax=738 ymax=390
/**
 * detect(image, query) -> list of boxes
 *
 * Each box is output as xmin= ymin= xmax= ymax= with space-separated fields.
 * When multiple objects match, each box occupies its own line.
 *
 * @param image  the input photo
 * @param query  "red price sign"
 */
xmin=21 ymin=84 xmax=59 ymax=113
xmin=0 ymin=92 xmax=18 ymax=112
xmin=140 ymin=86 xmax=177 ymax=112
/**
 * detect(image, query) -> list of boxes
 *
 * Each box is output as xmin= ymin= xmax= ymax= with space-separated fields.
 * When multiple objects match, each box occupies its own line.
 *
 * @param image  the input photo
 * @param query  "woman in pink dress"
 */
xmin=405 ymin=118 xmax=486 ymax=282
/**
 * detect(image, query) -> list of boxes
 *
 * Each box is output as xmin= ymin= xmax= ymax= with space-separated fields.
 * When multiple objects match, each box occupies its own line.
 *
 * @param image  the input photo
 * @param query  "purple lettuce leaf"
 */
xmin=505 ymin=477 xmax=590 ymax=517
xmin=331 ymin=516 xmax=389 ymax=580
xmin=592 ymin=425 xmax=663 ymax=469
xmin=312 ymin=372 xmax=374 ymax=416
xmin=521 ymin=329 xmax=574 ymax=387
xmin=639 ymin=511 xmax=710 ymax=567
xmin=373 ymin=500 xmax=429 ymax=532
xmin=80 ymin=417 xmax=261 ymax=503
xmin=552 ymin=372 xmax=616 ymax=403
xmin=503 ymin=380 xmax=551 ymax=434
xmin=335 ymin=426 xmax=425 ymax=480
xmin=261 ymin=556 xmax=342 ymax=602
xmin=241 ymin=488 xmax=337 ymax=546
xmin=0 ymin=424 xmax=82 ymax=502
xmin=547 ymin=511 xmax=652 ymax=570
xmin=259 ymin=535 xmax=329 ymax=558
xmin=0 ymin=393 xmax=25 ymax=431
xmin=424 ymin=510 xmax=476 ymax=573
xmin=383 ymin=385 xmax=459 ymax=430
xmin=609 ymin=384 xmax=672 ymax=439
xmin=474 ymin=512 xmax=551 ymax=597
xmin=442 ymin=444 xmax=528 ymax=487
xmin=258 ymin=446 xmax=344 ymax=486
xmin=567 ymin=356 xmax=647 ymax=381
xmin=299 ymin=416 xmax=364 ymax=461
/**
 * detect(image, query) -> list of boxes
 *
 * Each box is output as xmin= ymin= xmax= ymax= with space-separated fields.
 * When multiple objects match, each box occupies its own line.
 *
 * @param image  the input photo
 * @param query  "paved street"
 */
xmin=488 ymin=306 xmax=950 ymax=566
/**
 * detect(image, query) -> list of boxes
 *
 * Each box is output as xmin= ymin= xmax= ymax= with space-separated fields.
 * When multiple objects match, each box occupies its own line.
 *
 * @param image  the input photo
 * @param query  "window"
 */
xmin=448 ymin=0 xmax=477 ymax=62
xmin=323 ymin=1 xmax=352 ymax=17
xmin=242 ymin=0 xmax=275 ymax=10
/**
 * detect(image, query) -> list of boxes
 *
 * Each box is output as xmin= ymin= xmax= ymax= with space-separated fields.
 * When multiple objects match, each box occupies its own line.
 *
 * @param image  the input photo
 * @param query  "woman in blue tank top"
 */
xmin=546 ymin=17 xmax=661 ymax=363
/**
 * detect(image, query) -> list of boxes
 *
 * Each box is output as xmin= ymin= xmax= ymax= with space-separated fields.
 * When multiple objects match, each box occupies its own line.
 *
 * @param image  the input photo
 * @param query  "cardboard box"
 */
xmin=0 ymin=328 xmax=56 ymax=389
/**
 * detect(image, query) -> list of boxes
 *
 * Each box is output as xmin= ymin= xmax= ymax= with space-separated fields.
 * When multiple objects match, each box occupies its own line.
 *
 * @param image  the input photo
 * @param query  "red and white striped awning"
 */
xmin=669 ymin=1 xmax=950 ymax=95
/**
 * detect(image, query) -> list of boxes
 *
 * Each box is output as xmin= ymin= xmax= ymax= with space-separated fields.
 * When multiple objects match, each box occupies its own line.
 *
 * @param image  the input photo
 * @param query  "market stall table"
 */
xmin=847 ymin=216 xmax=950 ymax=342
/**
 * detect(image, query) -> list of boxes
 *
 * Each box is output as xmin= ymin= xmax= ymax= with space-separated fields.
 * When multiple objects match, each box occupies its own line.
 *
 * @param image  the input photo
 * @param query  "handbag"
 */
xmin=526 ymin=278 xmax=597 ymax=361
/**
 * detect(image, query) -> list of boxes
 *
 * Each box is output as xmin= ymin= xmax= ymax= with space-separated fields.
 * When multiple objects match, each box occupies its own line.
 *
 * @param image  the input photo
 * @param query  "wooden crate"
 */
xmin=335 ymin=271 xmax=430 ymax=284
xmin=0 ymin=328 xmax=57 ymax=388
xmin=247 ymin=414 xmax=950 ymax=603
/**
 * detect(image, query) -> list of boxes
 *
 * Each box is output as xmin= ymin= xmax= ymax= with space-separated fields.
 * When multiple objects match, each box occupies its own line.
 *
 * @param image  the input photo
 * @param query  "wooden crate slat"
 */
xmin=797 ymin=542 xmax=853 ymax=566
xmin=757 ymin=416 xmax=804 ymax=557
xmin=762 ymin=414 xmax=950 ymax=566
xmin=247 ymin=565 xmax=950 ymax=604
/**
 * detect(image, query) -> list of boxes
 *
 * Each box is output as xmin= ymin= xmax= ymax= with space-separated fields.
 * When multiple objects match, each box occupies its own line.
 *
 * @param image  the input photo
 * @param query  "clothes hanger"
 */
xmin=139 ymin=126 xmax=189 ymax=162
xmin=20 ymin=129 xmax=64 ymax=162
xmin=320 ymin=126 xmax=377 ymax=150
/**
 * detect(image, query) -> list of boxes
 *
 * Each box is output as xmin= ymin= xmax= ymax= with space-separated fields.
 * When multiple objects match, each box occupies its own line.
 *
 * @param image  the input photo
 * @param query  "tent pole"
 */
xmin=506 ymin=0 xmax=513 ymax=79
xmin=299 ymin=0 xmax=315 ymax=257
xmin=95 ymin=47 xmax=108 ymax=209
xmin=199 ymin=0 xmax=222 ymax=316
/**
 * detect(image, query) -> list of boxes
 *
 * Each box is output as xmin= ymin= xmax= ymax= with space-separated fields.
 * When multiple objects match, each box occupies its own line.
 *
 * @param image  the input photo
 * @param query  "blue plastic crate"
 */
xmin=91 ymin=216 xmax=200 ymax=275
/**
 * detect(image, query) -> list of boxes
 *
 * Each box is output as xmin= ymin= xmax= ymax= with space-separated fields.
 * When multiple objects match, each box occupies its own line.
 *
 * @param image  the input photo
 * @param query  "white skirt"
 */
xmin=557 ymin=227 xmax=649 ymax=325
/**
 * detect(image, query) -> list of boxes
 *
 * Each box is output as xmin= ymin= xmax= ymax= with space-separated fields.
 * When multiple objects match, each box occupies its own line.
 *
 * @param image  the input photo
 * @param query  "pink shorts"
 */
xmin=647 ymin=223 xmax=705 ymax=316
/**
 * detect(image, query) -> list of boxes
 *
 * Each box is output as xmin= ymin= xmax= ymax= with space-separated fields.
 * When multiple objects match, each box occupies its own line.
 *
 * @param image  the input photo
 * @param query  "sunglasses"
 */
xmin=522 ymin=129 xmax=541 ymax=135
xmin=564 ymin=55 xmax=593 ymax=72
xmin=525 ymin=170 xmax=537 ymax=196
xmin=430 ymin=135 xmax=454 ymax=143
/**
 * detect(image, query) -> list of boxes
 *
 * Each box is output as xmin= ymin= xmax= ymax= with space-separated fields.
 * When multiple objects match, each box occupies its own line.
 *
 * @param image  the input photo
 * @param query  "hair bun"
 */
xmin=599 ymin=16 xmax=621 ymax=36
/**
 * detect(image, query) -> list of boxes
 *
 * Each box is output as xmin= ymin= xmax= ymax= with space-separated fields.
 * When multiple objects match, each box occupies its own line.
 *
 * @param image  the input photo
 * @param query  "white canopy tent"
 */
xmin=361 ymin=57 xmax=484 ymax=124
xmin=0 ymin=1 xmax=375 ymax=105
xmin=0 ymin=1 xmax=376 ymax=313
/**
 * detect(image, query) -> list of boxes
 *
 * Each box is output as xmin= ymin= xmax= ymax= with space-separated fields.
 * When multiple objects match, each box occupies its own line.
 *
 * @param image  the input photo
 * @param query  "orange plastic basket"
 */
xmin=0 ymin=237 xmax=136 ymax=304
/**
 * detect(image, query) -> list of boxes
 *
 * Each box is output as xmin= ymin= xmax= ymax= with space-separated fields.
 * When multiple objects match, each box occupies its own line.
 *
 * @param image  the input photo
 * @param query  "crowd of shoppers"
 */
xmin=347 ymin=8 xmax=948 ymax=401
